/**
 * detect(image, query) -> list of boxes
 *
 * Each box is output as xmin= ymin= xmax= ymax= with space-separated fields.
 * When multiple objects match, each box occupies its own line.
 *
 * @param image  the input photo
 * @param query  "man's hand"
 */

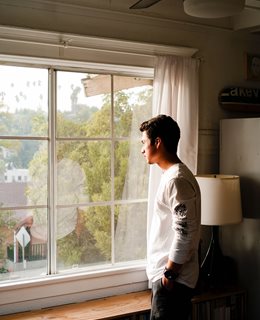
xmin=162 ymin=275 xmax=175 ymax=291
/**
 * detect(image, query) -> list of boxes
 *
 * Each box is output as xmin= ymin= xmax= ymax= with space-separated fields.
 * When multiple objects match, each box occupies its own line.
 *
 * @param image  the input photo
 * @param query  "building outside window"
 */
xmin=0 ymin=65 xmax=153 ymax=281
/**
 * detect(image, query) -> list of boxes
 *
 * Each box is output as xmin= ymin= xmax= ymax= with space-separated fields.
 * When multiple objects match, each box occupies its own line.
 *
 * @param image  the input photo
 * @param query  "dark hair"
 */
xmin=140 ymin=114 xmax=180 ymax=154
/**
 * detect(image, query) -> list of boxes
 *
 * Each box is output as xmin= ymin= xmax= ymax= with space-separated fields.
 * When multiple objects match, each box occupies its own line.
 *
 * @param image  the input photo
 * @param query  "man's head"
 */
xmin=140 ymin=114 xmax=180 ymax=154
xmin=139 ymin=115 xmax=180 ymax=165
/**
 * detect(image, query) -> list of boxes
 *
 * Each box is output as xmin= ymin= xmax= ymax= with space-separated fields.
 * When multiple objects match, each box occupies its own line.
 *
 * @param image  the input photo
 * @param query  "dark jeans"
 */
xmin=150 ymin=278 xmax=194 ymax=320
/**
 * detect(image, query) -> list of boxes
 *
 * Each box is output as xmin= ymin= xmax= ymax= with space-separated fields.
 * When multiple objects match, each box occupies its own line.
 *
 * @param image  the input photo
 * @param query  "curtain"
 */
xmin=147 ymin=54 xmax=200 ymax=240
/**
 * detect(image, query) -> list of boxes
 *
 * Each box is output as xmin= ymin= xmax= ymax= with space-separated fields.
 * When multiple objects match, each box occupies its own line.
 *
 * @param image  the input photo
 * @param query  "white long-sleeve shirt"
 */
xmin=146 ymin=163 xmax=201 ymax=288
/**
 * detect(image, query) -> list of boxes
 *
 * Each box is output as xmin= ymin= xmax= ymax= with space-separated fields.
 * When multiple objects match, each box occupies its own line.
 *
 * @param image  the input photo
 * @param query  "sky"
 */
xmin=0 ymin=66 xmax=103 ymax=113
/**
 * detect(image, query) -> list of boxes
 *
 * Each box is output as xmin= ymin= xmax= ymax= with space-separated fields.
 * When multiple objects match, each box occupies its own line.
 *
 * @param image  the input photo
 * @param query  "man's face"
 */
xmin=141 ymin=131 xmax=157 ymax=164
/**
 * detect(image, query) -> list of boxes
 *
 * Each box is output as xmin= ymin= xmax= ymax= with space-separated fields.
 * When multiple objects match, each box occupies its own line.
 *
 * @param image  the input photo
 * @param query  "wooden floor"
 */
xmin=0 ymin=290 xmax=151 ymax=320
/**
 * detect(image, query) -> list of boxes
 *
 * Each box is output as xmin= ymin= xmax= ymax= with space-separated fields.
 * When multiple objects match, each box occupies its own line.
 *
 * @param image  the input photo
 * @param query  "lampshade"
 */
xmin=183 ymin=0 xmax=245 ymax=18
xmin=196 ymin=174 xmax=242 ymax=226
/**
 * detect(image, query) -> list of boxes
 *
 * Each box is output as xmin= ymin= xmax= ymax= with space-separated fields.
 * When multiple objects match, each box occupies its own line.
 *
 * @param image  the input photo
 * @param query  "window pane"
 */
xmin=56 ymin=72 xmax=111 ymax=138
xmin=57 ymin=206 xmax=111 ymax=271
xmin=57 ymin=141 xmax=111 ymax=203
xmin=56 ymin=157 xmax=88 ymax=205
xmin=0 ymin=208 xmax=47 ymax=281
xmin=115 ymin=202 xmax=147 ymax=263
xmin=0 ymin=140 xmax=48 ymax=207
xmin=114 ymin=140 xmax=150 ymax=200
xmin=0 ymin=64 xmax=49 ymax=284
xmin=0 ymin=66 xmax=48 ymax=137
xmin=113 ymin=75 xmax=153 ymax=138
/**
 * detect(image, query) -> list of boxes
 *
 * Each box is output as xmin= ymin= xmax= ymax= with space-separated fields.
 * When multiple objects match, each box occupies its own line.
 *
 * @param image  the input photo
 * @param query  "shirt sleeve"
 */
xmin=167 ymin=177 xmax=199 ymax=264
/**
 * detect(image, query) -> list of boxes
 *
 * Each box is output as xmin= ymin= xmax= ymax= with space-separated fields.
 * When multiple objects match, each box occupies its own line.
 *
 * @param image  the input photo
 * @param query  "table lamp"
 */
xmin=195 ymin=174 xmax=243 ymax=287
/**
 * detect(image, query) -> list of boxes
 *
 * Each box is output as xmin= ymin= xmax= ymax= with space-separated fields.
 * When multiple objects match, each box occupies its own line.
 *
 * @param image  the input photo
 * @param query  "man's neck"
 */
xmin=157 ymin=155 xmax=182 ymax=171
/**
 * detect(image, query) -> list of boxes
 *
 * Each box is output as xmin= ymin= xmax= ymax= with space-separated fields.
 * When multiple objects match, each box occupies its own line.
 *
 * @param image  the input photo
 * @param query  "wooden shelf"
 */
xmin=191 ymin=287 xmax=246 ymax=320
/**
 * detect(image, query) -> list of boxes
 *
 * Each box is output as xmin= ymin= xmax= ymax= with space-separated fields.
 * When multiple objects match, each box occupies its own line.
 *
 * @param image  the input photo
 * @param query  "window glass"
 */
xmin=113 ymin=75 xmax=153 ymax=139
xmin=57 ymin=205 xmax=111 ymax=271
xmin=56 ymin=72 xmax=111 ymax=138
xmin=0 ymin=208 xmax=48 ymax=280
xmin=114 ymin=140 xmax=150 ymax=201
xmin=0 ymin=66 xmax=48 ymax=137
xmin=0 ymin=65 xmax=152 ymax=282
xmin=115 ymin=202 xmax=147 ymax=263
xmin=0 ymin=65 xmax=48 ymax=280
xmin=56 ymin=140 xmax=111 ymax=204
xmin=0 ymin=139 xmax=48 ymax=207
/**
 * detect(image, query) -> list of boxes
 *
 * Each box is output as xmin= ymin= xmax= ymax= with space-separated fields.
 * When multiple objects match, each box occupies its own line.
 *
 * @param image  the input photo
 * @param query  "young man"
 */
xmin=140 ymin=114 xmax=201 ymax=320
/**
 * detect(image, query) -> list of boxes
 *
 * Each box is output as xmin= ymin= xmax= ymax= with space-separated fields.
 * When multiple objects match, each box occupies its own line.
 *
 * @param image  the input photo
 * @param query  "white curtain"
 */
xmin=147 ymin=54 xmax=200 ymax=238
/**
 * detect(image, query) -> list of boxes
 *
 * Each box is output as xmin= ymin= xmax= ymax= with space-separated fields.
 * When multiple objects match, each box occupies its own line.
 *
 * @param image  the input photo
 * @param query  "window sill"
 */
xmin=0 ymin=290 xmax=151 ymax=320
xmin=0 ymin=264 xmax=148 ymax=316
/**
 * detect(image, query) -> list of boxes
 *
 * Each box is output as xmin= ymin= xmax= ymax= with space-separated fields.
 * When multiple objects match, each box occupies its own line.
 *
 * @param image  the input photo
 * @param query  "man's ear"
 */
xmin=155 ymin=137 xmax=161 ymax=148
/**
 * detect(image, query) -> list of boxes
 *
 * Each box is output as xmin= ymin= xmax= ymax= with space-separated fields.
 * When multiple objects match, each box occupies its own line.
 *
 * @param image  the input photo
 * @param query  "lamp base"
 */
xmin=200 ymin=226 xmax=237 ymax=288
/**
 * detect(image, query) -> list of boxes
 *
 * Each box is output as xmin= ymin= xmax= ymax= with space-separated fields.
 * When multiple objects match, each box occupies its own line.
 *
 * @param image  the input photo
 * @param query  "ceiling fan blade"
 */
xmin=130 ymin=0 xmax=162 ymax=9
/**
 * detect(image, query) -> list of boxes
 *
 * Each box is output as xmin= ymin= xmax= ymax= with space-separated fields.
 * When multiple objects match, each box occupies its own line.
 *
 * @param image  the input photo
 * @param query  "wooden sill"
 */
xmin=0 ymin=290 xmax=151 ymax=320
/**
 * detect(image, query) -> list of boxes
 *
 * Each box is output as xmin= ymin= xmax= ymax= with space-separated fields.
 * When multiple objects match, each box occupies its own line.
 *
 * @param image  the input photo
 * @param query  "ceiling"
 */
xmin=1 ymin=0 xmax=260 ymax=39
xmin=46 ymin=0 xmax=260 ymax=34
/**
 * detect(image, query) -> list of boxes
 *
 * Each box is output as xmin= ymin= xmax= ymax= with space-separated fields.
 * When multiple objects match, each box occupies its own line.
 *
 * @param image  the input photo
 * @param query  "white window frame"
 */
xmin=0 ymin=26 xmax=197 ymax=316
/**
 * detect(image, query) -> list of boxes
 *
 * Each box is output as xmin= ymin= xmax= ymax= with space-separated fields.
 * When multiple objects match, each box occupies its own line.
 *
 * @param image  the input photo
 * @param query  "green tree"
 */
xmin=0 ymin=108 xmax=48 ymax=169
xmin=31 ymin=112 xmax=48 ymax=136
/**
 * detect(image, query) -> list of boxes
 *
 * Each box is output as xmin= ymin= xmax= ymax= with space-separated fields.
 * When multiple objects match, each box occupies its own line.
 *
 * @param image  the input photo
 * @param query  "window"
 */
xmin=0 ymin=26 xmax=197 ymax=314
xmin=0 ymin=65 xmax=153 ymax=282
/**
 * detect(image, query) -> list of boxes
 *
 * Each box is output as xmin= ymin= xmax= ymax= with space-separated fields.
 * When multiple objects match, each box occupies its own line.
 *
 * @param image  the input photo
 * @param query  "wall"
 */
xmin=1 ymin=1 xmax=260 ymax=318
xmin=219 ymin=118 xmax=260 ymax=320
